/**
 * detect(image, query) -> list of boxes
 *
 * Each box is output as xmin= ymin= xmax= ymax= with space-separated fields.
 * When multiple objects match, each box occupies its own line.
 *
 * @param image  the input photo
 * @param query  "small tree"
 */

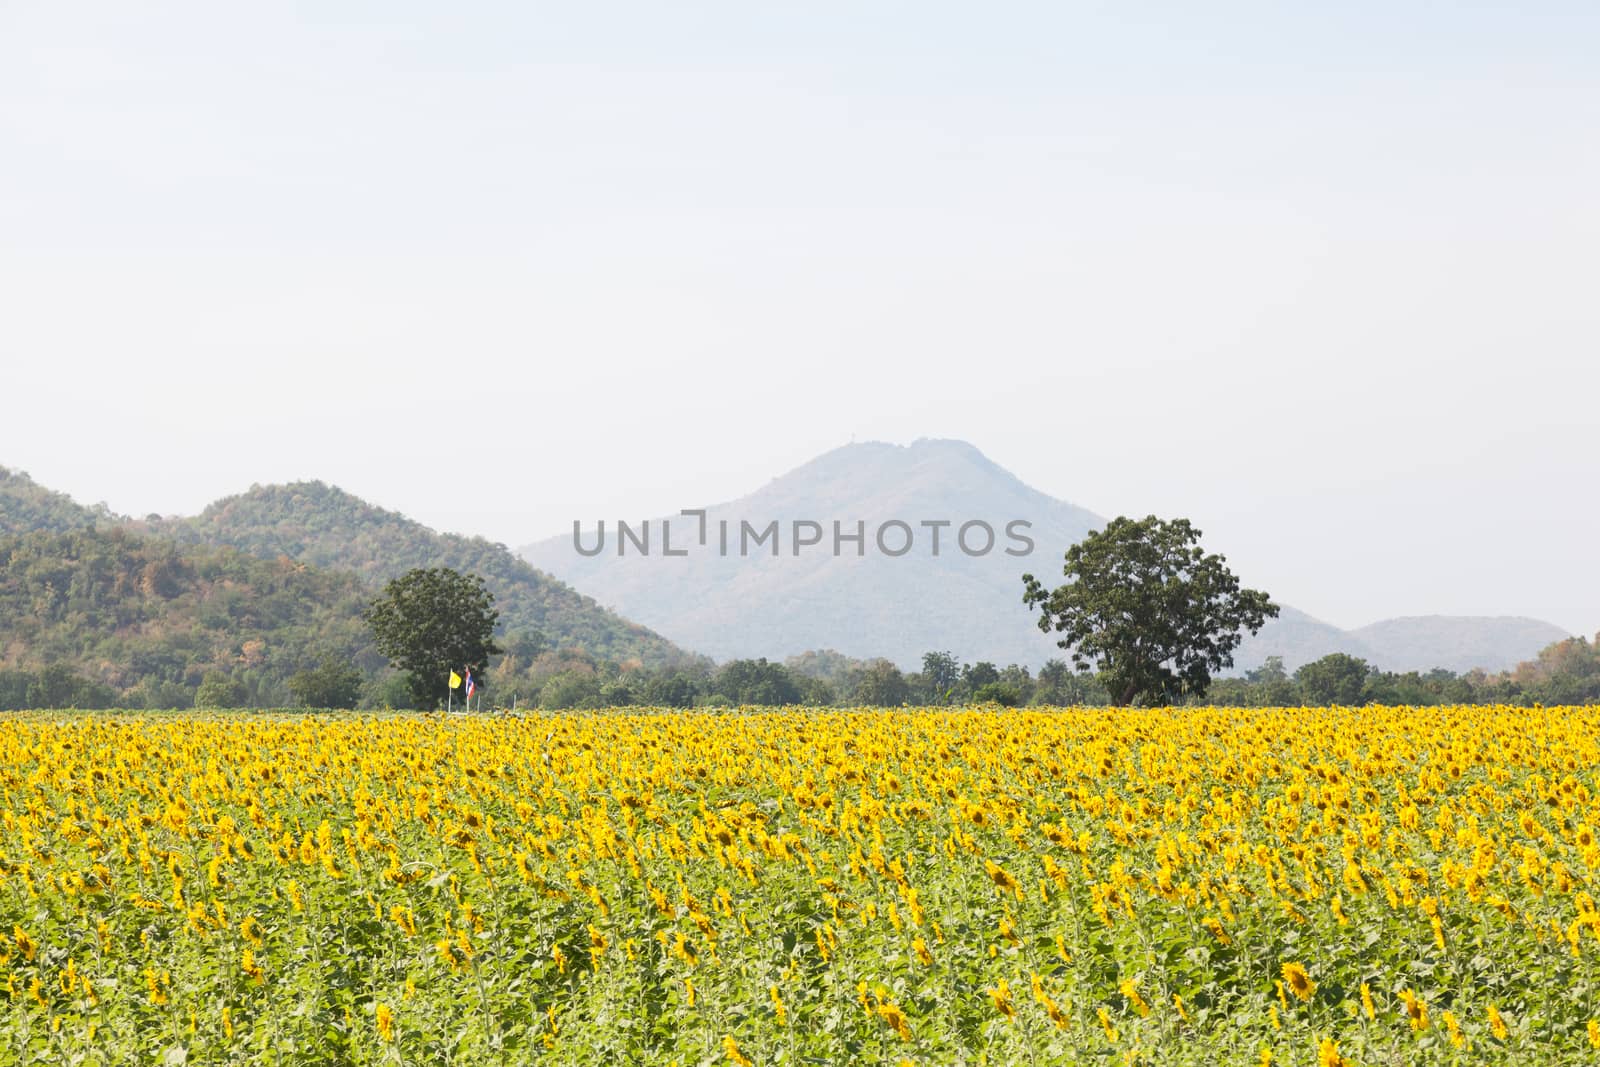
xmin=539 ymin=672 xmax=603 ymax=710
xmin=962 ymin=661 xmax=1000 ymax=692
xmin=1023 ymin=515 xmax=1277 ymax=706
xmin=364 ymin=568 xmax=502 ymax=709
xmin=29 ymin=665 xmax=88 ymax=708
xmin=798 ymin=677 xmax=838 ymax=706
xmin=1240 ymin=655 xmax=1297 ymax=706
xmin=920 ymin=651 xmax=961 ymax=703
xmin=712 ymin=659 xmax=800 ymax=706
xmin=287 ymin=656 xmax=365 ymax=708
xmin=0 ymin=669 xmax=31 ymax=710
xmin=367 ymin=674 xmax=416 ymax=711
xmin=1032 ymin=659 xmax=1110 ymax=706
xmin=195 ymin=671 xmax=247 ymax=709
xmin=851 ymin=659 xmax=910 ymax=706
xmin=644 ymin=672 xmax=703 ymax=708
xmin=972 ymin=681 xmax=1023 ymax=707
xmin=1294 ymin=653 xmax=1370 ymax=706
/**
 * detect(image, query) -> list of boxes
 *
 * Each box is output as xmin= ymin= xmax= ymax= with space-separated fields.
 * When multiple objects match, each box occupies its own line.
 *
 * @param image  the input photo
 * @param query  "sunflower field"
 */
xmin=2 ymin=706 xmax=1599 ymax=1065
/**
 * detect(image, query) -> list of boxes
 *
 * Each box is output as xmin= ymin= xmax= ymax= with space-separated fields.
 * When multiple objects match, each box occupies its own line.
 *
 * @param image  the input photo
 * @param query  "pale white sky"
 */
xmin=1 ymin=2 xmax=1596 ymax=636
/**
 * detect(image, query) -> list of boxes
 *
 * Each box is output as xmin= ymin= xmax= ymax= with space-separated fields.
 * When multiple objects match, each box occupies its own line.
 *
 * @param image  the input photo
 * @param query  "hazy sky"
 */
xmin=2 ymin=2 xmax=1596 ymax=636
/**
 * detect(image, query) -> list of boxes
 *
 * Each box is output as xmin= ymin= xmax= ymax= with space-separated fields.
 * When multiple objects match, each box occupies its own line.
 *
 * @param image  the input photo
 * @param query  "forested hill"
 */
xmin=0 ymin=526 xmax=380 ymax=707
xmin=0 ymin=466 xmax=119 ymax=535
xmin=140 ymin=481 xmax=694 ymax=669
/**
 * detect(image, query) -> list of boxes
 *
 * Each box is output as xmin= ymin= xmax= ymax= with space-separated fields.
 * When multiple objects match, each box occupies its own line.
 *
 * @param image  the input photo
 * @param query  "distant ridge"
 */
xmin=140 ymin=481 xmax=697 ymax=668
xmin=0 ymin=467 xmax=696 ymax=671
xmin=0 ymin=466 xmax=119 ymax=535
xmin=2 ymin=455 xmax=1571 ymax=677
xmin=1350 ymin=616 xmax=1572 ymax=674
xmin=522 ymin=439 xmax=1570 ymax=672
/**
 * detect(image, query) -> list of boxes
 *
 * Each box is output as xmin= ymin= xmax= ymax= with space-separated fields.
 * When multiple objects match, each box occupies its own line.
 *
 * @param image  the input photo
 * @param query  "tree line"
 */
xmin=469 ymin=641 xmax=1600 ymax=711
xmin=25 ymin=636 xmax=1597 ymax=712
xmin=5 ymin=516 xmax=1596 ymax=710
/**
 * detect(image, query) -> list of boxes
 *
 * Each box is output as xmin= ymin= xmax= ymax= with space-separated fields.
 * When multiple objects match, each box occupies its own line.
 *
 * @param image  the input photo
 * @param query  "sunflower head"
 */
xmin=1281 ymin=962 xmax=1315 ymax=1002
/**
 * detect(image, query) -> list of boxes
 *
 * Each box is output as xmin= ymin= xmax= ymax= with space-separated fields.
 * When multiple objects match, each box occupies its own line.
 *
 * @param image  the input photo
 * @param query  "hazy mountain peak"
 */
xmin=525 ymin=439 xmax=1102 ymax=665
xmin=523 ymin=439 xmax=1568 ymax=673
xmin=777 ymin=438 xmax=1019 ymax=484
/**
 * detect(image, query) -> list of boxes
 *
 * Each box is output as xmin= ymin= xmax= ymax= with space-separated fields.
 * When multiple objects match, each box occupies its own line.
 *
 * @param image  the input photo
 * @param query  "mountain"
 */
xmin=1227 ymin=605 xmax=1366 ymax=669
xmin=1345 ymin=616 xmax=1572 ymax=675
xmin=139 ymin=481 xmax=696 ymax=668
xmin=526 ymin=439 xmax=1102 ymax=665
xmin=1229 ymin=608 xmax=1568 ymax=674
xmin=0 ymin=466 xmax=119 ymax=535
xmin=0 ymin=525 xmax=379 ymax=706
xmin=522 ymin=438 xmax=1570 ymax=673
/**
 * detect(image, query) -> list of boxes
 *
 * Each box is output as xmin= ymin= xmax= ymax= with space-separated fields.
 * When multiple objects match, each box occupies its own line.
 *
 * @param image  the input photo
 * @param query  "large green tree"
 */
xmin=365 ymin=567 xmax=502 ymax=709
xmin=1023 ymin=515 xmax=1277 ymax=706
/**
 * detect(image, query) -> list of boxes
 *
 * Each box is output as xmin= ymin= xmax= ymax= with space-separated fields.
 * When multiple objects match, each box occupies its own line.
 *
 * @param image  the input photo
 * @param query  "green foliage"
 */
xmin=503 ymin=650 xmax=1064 ymax=710
xmin=0 ymin=527 xmax=380 ymax=707
xmin=1294 ymin=652 xmax=1371 ymax=705
xmin=1031 ymin=659 xmax=1111 ymax=705
xmin=539 ymin=671 xmax=604 ymax=709
xmin=971 ymin=680 xmax=1022 ymax=706
xmin=1237 ymin=655 xmax=1297 ymax=705
xmin=0 ymin=664 xmax=115 ymax=709
xmin=365 ymin=567 xmax=502 ymax=709
xmin=126 ymin=678 xmax=196 ymax=710
xmin=713 ymin=658 xmax=801 ymax=705
xmin=149 ymin=481 xmax=694 ymax=668
xmin=287 ymin=656 xmax=365 ymax=708
xmin=0 ymin=669 xmax=28 ymax=709
xmin=644 ymin=672 xmax=704 ymax=708
xmin=499 ymin=630 xmax=549 ymax=663
xmin=365 ymin=673 xmax=416 ymax=711
xmin=0 ymin=465 xmax=118 ymax=535
xmin=784 ymin=648 xmax=868 ymax=686
xmin=598 ymin=678 xmax=638 ymax=706
xmin=920 ymin=650 xmax=961 ymax=703
xmin=849 ymin=658 xmax=910 ymax=705
xmin=1023 ymin=515 xmax=1278 ymax=706
xmin=962 ymin=660 xmax=1000 ymax=690
xmin=797 ymin=676 xmax=837 ymax=705
xmin=1200 ymin=640 xmax=1600 ymax=708
xmin=195 ymin=670 xmax=247 ymax=708
xmin=1501 ymin=634 xmax=1600 ymax=704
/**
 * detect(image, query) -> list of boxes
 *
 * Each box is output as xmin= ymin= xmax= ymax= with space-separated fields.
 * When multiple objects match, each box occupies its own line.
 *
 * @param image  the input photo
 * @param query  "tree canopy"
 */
xmin=1293 ymin=652 xmax=1371 ymax=705
xmin=1023 ymin=515 xmax=1278 ymax=706
xmin=0 ymin=526 xmax=381 ymax=708
xmin=711 ymin=658 xmax=801 ymax=706
xmin=287 ymin=656 xmax=366 ymax=708
xmin=365 ymin=567 xmax=502 ymax=708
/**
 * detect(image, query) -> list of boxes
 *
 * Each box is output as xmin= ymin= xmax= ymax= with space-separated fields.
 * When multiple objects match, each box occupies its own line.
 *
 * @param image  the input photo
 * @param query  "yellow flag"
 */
xmin=449 ymin=671 xmax=462 ymax=689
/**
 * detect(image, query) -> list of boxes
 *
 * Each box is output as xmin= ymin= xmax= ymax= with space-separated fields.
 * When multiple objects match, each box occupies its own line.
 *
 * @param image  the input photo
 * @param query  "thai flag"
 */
xmin=464 ymin=669 xmax=475 ymax=699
